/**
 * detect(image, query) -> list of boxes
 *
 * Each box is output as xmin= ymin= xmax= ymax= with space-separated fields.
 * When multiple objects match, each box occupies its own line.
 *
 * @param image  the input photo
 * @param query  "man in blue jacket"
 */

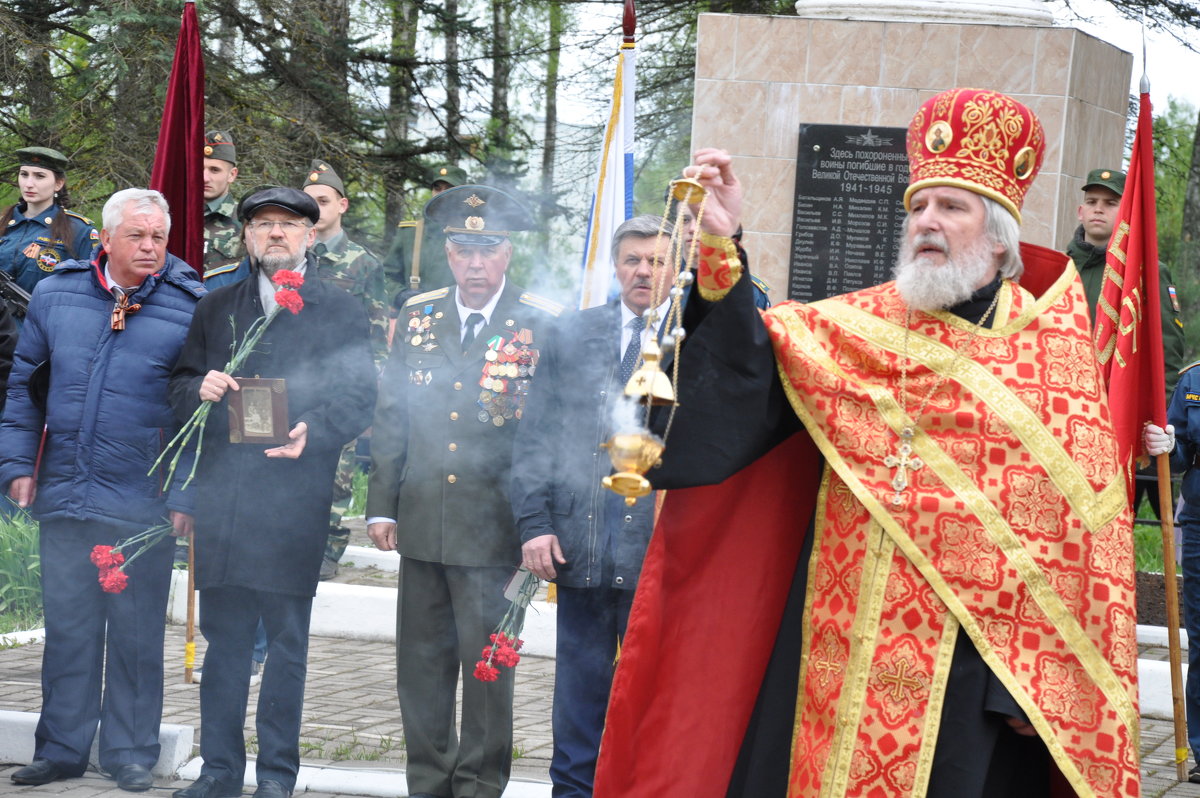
xmin=0 ymin=188 xmax=203 ymax=792
xmin=510 ymin=215 xmax=674 ymax=798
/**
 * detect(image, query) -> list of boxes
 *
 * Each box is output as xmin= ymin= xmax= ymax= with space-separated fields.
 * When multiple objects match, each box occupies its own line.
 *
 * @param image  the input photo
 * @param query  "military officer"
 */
xmin=200 ymin=131 xmax=243 ymax=279
xmin=0 ymin=147 xmax=98 ymax=296
xmin=301 ymin=158 xmax=389 ymax=578
xmin=367 ymin=185 xmax=562 ymax=798
xmin=383 ymin=163 xmax=468 ymax=312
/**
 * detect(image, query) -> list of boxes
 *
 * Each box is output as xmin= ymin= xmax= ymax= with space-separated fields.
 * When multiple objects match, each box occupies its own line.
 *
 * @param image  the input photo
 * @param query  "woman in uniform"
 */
xmin=0 ymin=147 xmax=98 ymax=296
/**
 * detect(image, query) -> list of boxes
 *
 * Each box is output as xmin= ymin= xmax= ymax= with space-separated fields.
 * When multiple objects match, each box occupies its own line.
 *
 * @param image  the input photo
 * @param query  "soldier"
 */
xmin=1066 ymin=167 xmax=1185 ymax=519
xmin=367 ymin=185 xmax=563 ymax=798
xmin=201 ymin=131 xmax=243 ymax=279
xmin=383 ymin=163 xmax=468 ymax=312
xmin=301 ymin=158 xmax=389 ymax=578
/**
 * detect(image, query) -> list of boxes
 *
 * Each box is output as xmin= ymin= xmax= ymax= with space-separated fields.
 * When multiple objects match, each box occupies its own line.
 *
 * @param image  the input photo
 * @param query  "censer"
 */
xmin=601 ymin=177 xmax=708 ymax=505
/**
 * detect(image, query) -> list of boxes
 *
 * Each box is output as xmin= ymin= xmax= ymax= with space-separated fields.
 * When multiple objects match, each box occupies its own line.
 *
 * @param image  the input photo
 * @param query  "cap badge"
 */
xmin=204 ymin=145 xmax=214 ymax=156
xmin=465 ymin=216 xmax=486 ymax=231
xmin=465 ymin=194 xmax=486 ymax=209
xmin=1101 ymin=170 xmax=1111 ymax=179
xmin=309 ymin=172 xmax=319 ymax=182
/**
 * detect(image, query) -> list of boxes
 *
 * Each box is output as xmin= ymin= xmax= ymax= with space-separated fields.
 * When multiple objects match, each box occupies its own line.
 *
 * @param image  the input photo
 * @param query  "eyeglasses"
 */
xmin=247 ymin=220 xmax=310 ymax=233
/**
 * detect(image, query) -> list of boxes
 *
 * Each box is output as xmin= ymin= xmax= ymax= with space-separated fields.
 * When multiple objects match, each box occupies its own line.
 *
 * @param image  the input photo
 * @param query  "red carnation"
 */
xmin=272 ymin=270 xmax=305 ymax=289
xmin=275 ymin=289 xmax=304 ymax=315
xmin=490 ymin=632 xmax=510 ymax=646
xmin=473 ymin=660 xmax=500 ymax=682
xmin=99 ymin=567 xmax=129 ymax=594
xmin=90 ymin=545 xmax=125 ymax=569
xmin=493 ymin=645 xmax=521 ymax=668
xmin=511 ymin=638 xmax=524 ymax=652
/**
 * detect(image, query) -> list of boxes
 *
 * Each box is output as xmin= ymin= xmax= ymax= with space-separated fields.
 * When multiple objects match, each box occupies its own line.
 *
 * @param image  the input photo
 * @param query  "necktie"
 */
xmin=462 ymin=312 xmax=485 ymax=352
xmin=619 ymin=316 xmax=645 ymax=385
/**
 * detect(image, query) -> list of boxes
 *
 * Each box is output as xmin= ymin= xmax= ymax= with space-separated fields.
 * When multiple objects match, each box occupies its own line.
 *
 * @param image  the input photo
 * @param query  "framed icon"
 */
xmin=228 ymin=377 xmax=290 ymax=444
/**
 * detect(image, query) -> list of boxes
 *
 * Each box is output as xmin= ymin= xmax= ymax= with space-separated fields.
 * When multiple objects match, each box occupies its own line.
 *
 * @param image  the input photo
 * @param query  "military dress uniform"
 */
xmin=1 ymin=147 xmax=98 ymax=296
xmin=368 ymin=185 xmax=562 ymax=798
xmin=0 ymin=205 xmax=98 ymax=295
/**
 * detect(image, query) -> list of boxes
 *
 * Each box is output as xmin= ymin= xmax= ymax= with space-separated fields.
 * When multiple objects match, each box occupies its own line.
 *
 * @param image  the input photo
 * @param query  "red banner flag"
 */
xmin=1093 ymin=90 xmax=1165 ymax=500
xmin=149 ymin=1 xmax=205 ymax=274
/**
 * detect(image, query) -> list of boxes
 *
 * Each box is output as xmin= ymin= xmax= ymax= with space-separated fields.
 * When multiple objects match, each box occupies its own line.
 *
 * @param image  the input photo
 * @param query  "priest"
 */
xmin=594 ymin=88 xmax=1148 ymax=798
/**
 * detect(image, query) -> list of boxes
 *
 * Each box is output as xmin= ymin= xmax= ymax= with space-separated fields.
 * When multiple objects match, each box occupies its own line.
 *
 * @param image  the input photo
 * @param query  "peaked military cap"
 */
xmin=303 ymin=159 xmax=345 ymax=197
xmin=1082 ymin=168 xmax=1125 ymax=197
xmin=429 ymin=164 xmax=468 ymax=189
xmin=204 ymin=130 xmax=237 ymax=165
xmin=424 ymin=184 xmax=535 ymax=246
xmin=16 ymin=147 xmax=69 ymax=174
xmin=238 ymin=185 xmax=319 ymax=225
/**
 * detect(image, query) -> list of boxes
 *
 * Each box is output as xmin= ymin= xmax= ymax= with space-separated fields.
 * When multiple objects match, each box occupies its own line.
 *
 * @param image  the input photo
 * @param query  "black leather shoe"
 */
xmin=172 ymin=774 xmax=242 ymax=798
xmin=251 ymin=780 xmax=290 ymax=798
xmin=11 ymin=759 xmax=68 ymax=785
xmin=114 ymin=763 xmax=155 ymax=792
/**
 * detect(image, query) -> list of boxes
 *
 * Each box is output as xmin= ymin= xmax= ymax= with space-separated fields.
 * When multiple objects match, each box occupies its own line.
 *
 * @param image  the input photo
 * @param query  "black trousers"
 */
xmin=197 ymin=585 xmax=313 ymax=792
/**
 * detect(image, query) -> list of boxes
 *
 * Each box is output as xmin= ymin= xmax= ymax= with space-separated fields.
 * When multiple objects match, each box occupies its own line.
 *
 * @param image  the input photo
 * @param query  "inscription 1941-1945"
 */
xmin=788 ymin=124 xmax=909 ymax=302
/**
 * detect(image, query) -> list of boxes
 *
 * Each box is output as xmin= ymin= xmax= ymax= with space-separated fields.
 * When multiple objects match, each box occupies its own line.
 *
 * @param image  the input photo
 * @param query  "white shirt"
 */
xmin=455 ymin=277 xmax=506 ymax=342
xmin=258 ymin=261 xmax=308 ymax=315
xmin=619 ymin=297 xmax=670 ymax=354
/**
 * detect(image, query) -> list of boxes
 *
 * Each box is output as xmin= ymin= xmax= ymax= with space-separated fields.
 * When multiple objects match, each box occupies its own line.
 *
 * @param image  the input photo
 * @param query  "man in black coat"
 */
xmin=510 ymin=214 xmax=672 ymax=798
xmin=168 ymin=187 xmax=376 ymax=798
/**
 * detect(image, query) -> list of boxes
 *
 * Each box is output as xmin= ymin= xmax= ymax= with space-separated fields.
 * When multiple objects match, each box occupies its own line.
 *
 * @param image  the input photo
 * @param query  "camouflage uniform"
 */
xmin=313 ymin=232 xmax=389 ymax=365
xmin=203 ymin=192 xmax=243 ymax=278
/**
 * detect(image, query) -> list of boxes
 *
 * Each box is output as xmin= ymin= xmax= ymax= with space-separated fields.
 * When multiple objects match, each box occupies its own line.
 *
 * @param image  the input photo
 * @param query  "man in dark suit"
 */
xmin=367 ymin=185 xmax=562 ymax=798
xmin=511 ymin=215 xmax=674 ymax=798
xmin=168 ymin=187 xmax=376 ymax=798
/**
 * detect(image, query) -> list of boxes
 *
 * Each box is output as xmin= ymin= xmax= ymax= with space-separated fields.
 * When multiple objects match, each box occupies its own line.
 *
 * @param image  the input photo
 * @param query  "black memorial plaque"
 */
xmin=788 ymin=124 xmax=910 ymax=302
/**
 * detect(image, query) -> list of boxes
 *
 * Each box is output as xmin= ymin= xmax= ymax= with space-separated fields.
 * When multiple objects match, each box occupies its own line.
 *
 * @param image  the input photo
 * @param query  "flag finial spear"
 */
xmin=623 ymin=0 xmax=636 ymax=44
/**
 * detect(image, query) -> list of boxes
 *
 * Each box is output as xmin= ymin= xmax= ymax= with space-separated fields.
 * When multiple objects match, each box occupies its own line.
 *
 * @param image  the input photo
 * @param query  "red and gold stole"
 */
xmin=763 ymin=268 xmax=1139 ymax=798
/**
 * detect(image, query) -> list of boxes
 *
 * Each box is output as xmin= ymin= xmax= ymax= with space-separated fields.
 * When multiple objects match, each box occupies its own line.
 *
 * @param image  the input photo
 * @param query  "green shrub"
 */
xmin=0 ymin=509 xmax=42 ymax=633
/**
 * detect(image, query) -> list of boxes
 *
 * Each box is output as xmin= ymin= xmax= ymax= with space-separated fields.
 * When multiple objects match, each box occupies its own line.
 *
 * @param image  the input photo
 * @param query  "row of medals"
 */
xmin=478 ymin=337 xmax=536 ymax=427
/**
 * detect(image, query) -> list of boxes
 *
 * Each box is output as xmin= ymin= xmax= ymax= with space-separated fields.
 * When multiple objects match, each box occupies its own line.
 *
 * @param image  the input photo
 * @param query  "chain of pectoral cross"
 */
xmin=886 ymin=288 xmax=1003 ymax=507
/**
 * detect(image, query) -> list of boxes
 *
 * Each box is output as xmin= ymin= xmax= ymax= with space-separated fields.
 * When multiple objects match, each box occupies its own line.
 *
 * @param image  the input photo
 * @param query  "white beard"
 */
xmin=894 ymin=233 xmax=996 ymax=312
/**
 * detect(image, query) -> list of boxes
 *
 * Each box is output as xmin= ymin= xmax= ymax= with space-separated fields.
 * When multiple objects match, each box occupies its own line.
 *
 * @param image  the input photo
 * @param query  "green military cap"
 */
xmin=1082 ymin=168 xmax=1125 ymax=197
xmin=16 ymin=147 xmax=69 ymax=174
xmin=429 ymin=164 xmax=468 ymax=190
xmin=204 ymin=130 xmax=237 ymax=165
xmin=425 ymin=184 xmax=535 ymax=246
xmin=302 ymin=159 xmax=345 ymax=197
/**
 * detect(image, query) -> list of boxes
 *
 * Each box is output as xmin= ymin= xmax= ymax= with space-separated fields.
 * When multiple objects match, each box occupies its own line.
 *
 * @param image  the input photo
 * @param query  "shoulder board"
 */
xmin=405 ymin=287 xmax=450 ymax=306
xmin=396 ymin=219 xmax=420 ymax=230
xmin=1180 ymin=360 xmax=1200 ymax=376
xmin=750 ymin=274 xmax=771 ymax=294
xmin=64 ymin=209 xmax=94 ymax=225
xmin=204 ymin=262 xmax=241 ymax=279
xmin=519 ymin=292 xmax=565 ymax=317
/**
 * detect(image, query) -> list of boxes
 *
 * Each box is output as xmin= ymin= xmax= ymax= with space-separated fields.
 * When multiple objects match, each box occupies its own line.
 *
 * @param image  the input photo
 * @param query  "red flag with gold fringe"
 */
xmin=1092 ymin=89 xmax=1166 ymax=499
xmin=149 ymin=0 xmax=205 ymax=274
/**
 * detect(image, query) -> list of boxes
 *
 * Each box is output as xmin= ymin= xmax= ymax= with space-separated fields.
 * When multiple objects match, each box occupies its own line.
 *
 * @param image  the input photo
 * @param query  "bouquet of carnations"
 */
xmin=473 ymin=568 xmax=540 ymax=682
xmin=150 ymin=269 xmax=305 ymax=489
xmin=90 ymin=521 xmax=175 ymax=594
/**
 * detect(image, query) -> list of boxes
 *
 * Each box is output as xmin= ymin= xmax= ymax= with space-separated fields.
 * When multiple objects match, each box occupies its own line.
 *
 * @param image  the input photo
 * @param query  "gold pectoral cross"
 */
xmin=883 ymin=427 xmax=923 ymax=506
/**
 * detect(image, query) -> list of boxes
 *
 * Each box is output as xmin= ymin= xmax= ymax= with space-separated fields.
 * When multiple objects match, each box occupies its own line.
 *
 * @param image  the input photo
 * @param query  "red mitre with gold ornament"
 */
xmin=903 ymin=88 xmax=1044 ymax=223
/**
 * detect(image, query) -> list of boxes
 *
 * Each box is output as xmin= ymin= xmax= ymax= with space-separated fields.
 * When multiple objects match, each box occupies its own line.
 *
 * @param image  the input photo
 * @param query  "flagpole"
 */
xmin=1157 ymin=452 xmax=1188 ymax=780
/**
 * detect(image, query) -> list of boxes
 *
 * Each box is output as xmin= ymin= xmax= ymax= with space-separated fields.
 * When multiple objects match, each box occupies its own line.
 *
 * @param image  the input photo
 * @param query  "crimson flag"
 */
xmin=149 ymin=0 xmax=205 ymax=274
xmin=1093 ymin=89 xmax=1165 ymax=500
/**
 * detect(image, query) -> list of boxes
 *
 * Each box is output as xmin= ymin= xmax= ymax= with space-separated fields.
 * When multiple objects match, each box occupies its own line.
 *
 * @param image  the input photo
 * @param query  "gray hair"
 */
xmin=611 ymin=215 xmax=670 ymax=263
xmin=102 ymin=188 xmax=171 ymax=236
xmin=983 ymin=196 xmax=1022 ymax=279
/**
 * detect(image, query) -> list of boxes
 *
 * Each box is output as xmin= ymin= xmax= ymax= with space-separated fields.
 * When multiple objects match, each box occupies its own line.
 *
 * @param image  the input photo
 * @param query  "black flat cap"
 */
xmin=237 ymin=185 xmax=320 ymax=225
xmin=424 ymin=184 xmax=535 ymax=246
